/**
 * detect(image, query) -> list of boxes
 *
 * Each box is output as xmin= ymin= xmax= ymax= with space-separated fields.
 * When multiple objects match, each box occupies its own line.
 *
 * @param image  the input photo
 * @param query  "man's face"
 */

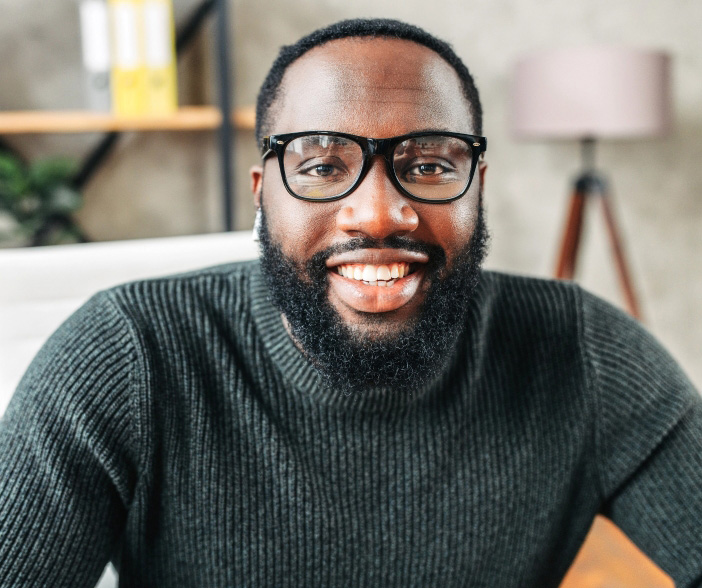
xmin=251 ymin=37 xmax=488 ymax=391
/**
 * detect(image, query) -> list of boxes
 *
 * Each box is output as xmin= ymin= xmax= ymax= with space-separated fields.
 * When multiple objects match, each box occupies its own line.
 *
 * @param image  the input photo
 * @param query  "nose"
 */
xmin=335 ymin=157 xmax=419 ymax=239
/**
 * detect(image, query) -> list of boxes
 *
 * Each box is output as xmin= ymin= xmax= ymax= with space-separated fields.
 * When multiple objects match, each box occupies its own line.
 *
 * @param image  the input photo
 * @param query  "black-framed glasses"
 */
xmin=260 ymin=130 xmax=487 ymax=203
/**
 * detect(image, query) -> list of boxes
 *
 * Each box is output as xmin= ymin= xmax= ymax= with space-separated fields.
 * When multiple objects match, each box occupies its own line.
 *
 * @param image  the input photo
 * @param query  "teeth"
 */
xmin=377 ymin=265 xmax=391 ymax=281
xmin=390 ymin=264 xmax=399 ymax=279
xmin=362 ymin=265 xmax=376 ymax=282
xmin=336 ymin=262 xmax=412 ymax=285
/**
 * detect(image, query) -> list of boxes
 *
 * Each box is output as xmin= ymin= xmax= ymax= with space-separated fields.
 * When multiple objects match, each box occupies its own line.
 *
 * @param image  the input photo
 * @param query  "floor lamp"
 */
xmin=511 ymin=47 xmax=672 ymax=320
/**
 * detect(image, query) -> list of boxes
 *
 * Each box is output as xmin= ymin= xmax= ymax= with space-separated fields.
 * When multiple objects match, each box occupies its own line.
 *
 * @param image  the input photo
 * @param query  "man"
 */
xmin=1 ymin=18 xmax=701 ymax=588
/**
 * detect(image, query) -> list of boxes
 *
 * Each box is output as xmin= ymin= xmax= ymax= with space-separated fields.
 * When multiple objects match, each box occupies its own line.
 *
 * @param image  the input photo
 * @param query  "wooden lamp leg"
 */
xmin=553 ymin=174 xmax=643 ymax=321
xmin=555 ymin=188 xmax=587 ymax=280
xmin=600 ymin=195 xmax=642 ymax=320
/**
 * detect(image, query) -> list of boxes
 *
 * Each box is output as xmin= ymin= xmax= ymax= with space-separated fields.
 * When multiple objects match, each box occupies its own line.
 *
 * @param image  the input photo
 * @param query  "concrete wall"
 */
xmin=1 ymin=0 xmax=700 ymax=386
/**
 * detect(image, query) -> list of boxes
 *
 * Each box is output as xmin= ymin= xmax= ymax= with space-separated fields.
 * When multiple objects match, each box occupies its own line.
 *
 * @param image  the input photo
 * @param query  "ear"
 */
xmin=478 ymin=159 xmax=487 ymax=190
xmin=250 ymin=165 xmax=263 ymax=209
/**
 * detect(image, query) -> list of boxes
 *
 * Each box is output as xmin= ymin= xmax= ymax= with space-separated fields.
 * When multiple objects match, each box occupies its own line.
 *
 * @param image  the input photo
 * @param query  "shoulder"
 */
xmin=88 ymin=261 xmax=265 ymax=385
xmin=473 ymin=271 xmax=700 ymax=494
xmin=105 ymin=259 xmax=258 ymax=304
xmin=479 ymin=269 xmax=580 ymax=309
xmin=476 ymin=269 xmax=693 ymax=395
xmin=475 ymin=269 xmax=662 ymax=347
xmin=101 ymin=259 xmax=259 ymax=327
xmin=474 ymin=270 xmax=583 ymax=349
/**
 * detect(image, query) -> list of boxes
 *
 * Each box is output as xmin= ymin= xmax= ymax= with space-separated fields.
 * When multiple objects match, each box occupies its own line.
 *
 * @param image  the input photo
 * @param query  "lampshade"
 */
xmin=511 ymin=46 xmax=672 ymax=139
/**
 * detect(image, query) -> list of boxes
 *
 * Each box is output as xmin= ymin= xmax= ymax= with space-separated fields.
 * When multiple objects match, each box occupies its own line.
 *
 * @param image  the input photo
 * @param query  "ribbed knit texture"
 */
xmin=1 ymin=261 xmax=701 ymax=587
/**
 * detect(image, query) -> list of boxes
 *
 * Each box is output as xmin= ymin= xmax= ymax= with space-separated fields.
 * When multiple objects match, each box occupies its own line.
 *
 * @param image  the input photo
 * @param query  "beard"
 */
xmin=258 ymin=199 xmax=489 ymax=394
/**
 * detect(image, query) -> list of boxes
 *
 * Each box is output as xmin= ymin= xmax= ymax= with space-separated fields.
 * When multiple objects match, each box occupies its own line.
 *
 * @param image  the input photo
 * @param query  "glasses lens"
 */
xmin=393 ymin=135 xmax=474 ymax=200
xmin=283 ymin=134 xmax=364 ymax=199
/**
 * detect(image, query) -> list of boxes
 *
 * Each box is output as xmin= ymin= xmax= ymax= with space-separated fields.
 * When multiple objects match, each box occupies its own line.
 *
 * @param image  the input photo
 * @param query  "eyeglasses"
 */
xmin=260 ymin=130 xmax=487 ymax=203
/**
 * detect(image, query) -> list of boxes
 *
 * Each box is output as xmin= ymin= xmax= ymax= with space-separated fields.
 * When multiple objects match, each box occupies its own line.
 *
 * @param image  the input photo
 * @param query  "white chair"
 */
xmin=0 ymin=231 xmax=259 ymax=588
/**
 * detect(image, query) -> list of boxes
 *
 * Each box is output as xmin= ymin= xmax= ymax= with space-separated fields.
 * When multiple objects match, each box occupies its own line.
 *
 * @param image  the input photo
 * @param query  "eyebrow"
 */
xmin=370 ymin=128 xmax=457 ymax=138
xmin=402 ymin=127 xmax=454 ymax=135
xmin=287 ymin=128 xmax=463 ymax=139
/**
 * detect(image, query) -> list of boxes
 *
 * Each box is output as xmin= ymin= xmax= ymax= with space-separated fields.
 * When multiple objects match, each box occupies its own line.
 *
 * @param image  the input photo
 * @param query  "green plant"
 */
xmin=0 ymin=151 xmax=87 ymax=246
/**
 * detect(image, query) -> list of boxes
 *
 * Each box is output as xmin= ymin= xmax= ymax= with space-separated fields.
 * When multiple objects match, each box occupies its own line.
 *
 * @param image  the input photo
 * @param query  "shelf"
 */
xmin=0 ymin=105 xmax=255 ymax=134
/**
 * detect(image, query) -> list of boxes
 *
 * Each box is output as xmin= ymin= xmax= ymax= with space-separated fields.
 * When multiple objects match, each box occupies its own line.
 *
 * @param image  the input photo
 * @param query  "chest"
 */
xmin=123 ymin=388 xmax=597 ymax=587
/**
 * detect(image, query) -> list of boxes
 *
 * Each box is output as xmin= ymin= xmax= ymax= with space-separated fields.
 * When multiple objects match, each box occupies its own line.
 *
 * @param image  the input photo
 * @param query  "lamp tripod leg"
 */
xmin=600 ymin=194 xmax=642 ymax=320
xmin=555 ymin=189 xmax=587 ymax=280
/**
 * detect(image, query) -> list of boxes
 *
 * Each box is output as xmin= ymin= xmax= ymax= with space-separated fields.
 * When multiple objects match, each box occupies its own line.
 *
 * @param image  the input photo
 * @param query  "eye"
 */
xmin=412 ymin=163 xmax=444 ymax=176
xmin=297 ymin=158 xmax=347 ymax=179
xmin=402 ymin=160 xmax=455 ymax=180
xmin=308 ymin=164 xmax=336 ymax=177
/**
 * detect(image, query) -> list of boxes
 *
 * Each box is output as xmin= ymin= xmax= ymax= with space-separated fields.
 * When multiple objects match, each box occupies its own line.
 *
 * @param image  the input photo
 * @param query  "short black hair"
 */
xmin=255 ymin=18 xmax=483 ymax=144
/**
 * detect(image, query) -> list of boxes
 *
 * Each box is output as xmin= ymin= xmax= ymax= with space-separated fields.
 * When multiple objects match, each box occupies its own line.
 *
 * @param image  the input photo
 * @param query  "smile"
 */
xmin=325 ymin=249 xmax=430 ymax=313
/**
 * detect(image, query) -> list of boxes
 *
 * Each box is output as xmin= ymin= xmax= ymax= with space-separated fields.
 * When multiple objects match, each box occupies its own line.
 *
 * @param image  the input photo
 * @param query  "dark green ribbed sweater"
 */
xmin=1 ymin=261 xmax=701 ymax=587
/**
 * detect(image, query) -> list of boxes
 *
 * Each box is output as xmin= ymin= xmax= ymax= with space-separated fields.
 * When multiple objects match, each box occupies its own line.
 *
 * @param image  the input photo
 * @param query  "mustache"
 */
xmin=305 ymin=236 xmax=447 ymax=280
xmin=314 ymin=235 xmax=442 ymax=258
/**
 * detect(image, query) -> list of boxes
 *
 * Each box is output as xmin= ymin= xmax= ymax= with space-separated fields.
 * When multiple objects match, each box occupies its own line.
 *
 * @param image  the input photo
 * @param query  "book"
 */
xmin=142 ymin=0 xmax=178 ymax=115
xmin=109 ymin=0 xmax=147 ymax=116
xmin=79 ymin=0 xmax=112 ymax=112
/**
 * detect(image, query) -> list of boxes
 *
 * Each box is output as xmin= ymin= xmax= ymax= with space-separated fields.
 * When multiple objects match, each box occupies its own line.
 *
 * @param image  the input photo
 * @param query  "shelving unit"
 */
xmin=0 ymin=0 xmax=245 ymax=232
xmin=0 ymin=106 xmax=255 ymax=134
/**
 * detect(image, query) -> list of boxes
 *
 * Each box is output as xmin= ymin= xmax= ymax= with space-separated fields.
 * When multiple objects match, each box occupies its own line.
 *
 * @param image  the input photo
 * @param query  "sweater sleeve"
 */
xmin=580 ymin=289 xmax=702 ymax=587
xmin=0 ymin=291 xmax=140 ymax=587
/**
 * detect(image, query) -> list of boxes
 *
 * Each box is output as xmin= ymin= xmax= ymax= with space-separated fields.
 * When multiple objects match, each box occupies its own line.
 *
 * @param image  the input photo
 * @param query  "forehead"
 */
xmin=272 ymin=37 xmax=474 ymax=137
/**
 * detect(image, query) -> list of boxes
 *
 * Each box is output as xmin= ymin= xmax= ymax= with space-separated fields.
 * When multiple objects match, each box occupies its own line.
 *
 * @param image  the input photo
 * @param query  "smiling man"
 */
xmin=1 ymin=18 xmax=702 ymax=588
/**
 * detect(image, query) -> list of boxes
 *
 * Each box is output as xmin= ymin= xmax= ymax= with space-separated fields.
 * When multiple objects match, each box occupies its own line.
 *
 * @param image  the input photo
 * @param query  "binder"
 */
xmin=142 ymin=0 xmax=178 ymax=115
xmin=109 ymin=0 xmax=147 ymax=116
xmin=79 ymin=0 xmax=112 ymax=112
